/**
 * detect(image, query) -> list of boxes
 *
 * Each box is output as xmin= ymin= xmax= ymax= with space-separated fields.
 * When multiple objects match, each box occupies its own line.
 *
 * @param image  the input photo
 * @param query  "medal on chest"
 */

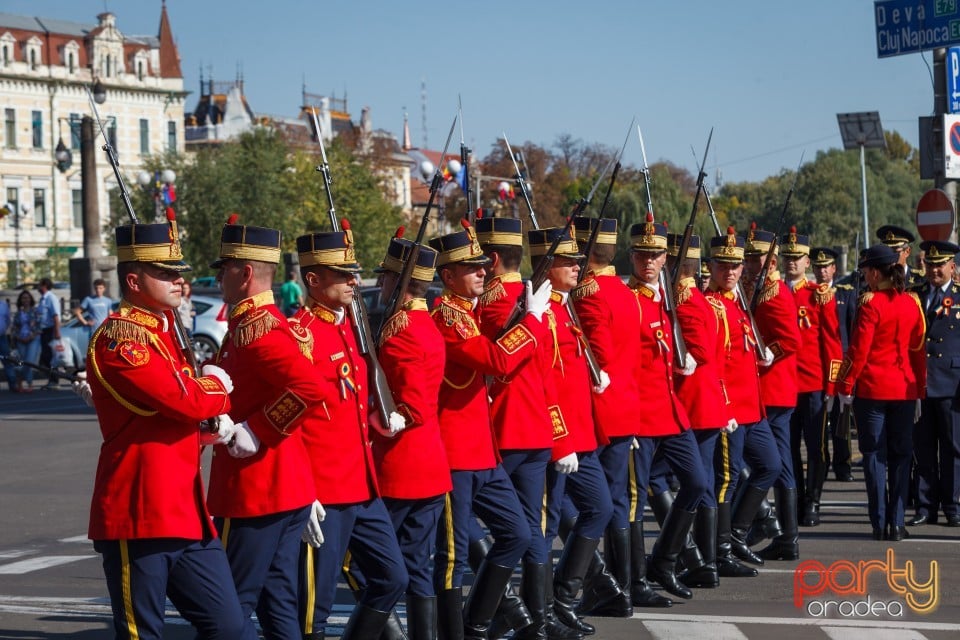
xmin=741 ymin=319 xmax=757 ymax=352
xmin=798 ymin=306 xmax=811 ymax=329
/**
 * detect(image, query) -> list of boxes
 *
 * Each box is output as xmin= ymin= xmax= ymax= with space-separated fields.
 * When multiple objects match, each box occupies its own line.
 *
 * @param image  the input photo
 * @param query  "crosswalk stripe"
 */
xmin=822 ymin=627 xmax=930 ymax=639
xmin=0 ymin=556 xmax=94 ymax=574
xmin=633 ymin=612 xmax=960 ymax=631
xmin=646 ymin=620 xmax=748 ymax=639
xmin=0 ymin=550 xmax=32 ymax=560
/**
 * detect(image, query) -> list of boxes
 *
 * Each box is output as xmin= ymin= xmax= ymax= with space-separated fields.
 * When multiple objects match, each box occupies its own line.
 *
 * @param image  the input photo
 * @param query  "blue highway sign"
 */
xmin=876 ymin=0 xmax=960 ymax=58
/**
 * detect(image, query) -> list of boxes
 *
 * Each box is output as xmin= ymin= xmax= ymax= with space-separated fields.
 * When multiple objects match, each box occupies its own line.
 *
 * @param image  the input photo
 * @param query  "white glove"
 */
xmin=677 ymin=352 xmax=697 ymax=376
xmin=592 ymin=370 xmax=611 ymax=394
xmin=554 ymin=452 xmax=579 ymax=474
xmin=915 ymin=399 xmax=922 ymax=423
xmin=71 ymin=370 xmax=93 ymax=407
xmin=723 ymin=418 xmax=739 ymax=434
xmin=760 ymin=347 xmax=775 ymax=368
xmin=630 ymin=437 xmax=640 ymax=450
xmin=201 ymin=364 xmax=233 ymax=394
xmin=200 ymin=414 xmax=237 ymax=446
xmin=525 ymin=280 xmax=553 ymax=321
xmin=825 ymin=395 xmax=835 ymax=413
xmin=228 ymin=421 xmax=260 ymax=458
xmin=371 ymin=411 xmax=407 ymax=438
xmin=839 ymin=394 xmax=854 ymax=408
xmin=301 ymin=500 xmax=326 ymax=548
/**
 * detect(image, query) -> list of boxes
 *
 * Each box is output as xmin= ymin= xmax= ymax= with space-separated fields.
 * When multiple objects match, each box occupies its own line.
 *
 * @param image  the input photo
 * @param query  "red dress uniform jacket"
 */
xmin=478 ymin=273 xmax=560 ymax=453
xmin=705 ymin=287 xmax=765 ymax=425
xmin=837 ymin=286 xmax=927 ymax=401
xmin=207 ymin=292 xmax=323 ymax=518
xmin=432 ymin=291 xmax=548 ymax=471
xmin=572 ymin=267 xmax=645 ymax=439
xmin=791 ymin=279 xmax=844 ymax=395
xmin=546 ymin=292 xmax=601 ymax=458
xmin=296 ymin=300 xmax=380 ymax=505
xmin=673 ymin=277 xmax=729 ymax=430
xmin=87 ymin=302 xmax=230 ymax=540
xmin=374 ymin=299 xmax=452 ymax=499
xmin=630 ymin=280 xmax=691 ymax=436
xmin=751 ymin=275 xmax=800 ymax=407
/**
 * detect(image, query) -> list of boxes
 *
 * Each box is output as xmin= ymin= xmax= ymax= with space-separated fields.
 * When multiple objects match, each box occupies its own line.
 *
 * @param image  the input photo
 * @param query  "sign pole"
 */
xmin=860 ymin=143 xmax=870 ymax=249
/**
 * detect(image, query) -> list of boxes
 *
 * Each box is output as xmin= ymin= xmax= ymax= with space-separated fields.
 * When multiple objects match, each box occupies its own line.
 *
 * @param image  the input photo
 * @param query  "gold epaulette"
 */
xmin=755 ymin=280 xmax=779 ymax=306
xmin=479 ymin=278 xmax=507 ymax=307
xmin=859 ymin=291 xmax=874 ymax=305
xmin=908 ymin=291 xmax=922 ymax=307
xmin=378 ymin=310 xmax=410 ymax=346
xmin=287 ymin=316 xmax=314 ymax=361
xmin=813 ymin=283 xmax=835 ymax=305
xmin=234 ymin=308 xmax=280 ymax=348
xmin=433 ymin=298 xmax=479 ymax=338
xmin=100 ymin=316 xmax=152 ymax=346
xmin=570 ymin=276 xmax=599 ymax=301
xmin=675 ymin=279 xmax=694 ymax=306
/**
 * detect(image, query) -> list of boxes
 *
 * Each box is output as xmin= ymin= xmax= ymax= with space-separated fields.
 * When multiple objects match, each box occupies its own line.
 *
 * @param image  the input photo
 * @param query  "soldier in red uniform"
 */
xmin=86 ymin=218 xmax=254 ymax=639
xmin=428 ymin=220 xmax=551 ymax=639
xmin=665 ymin=233 xmax=732 ymax=590
xmin=475 ymin=216 xmax=579 ymax=640
xmin=205 ymin=218 xmax=327 ymax=639
xmin=373 ymin=233 xmax=451 ymax=640
xmin=527 ymin=225 xmax=613 ymax=636
xmin=571 ymin=216 xmax=661 ymax=613
xmin=742 ymin=225 xmax=801 ymax=561
xmin=624 ymin=216 xmax=708 ymax=602
xmin=837 ymin=244 xmax=926 ymax=541
xmin=781 ymin=231 xmax=843 ymax=530
xmin=704 ymin=227 xmax=782 ymax=576
xmin=295 ymin=226 xmax=409 ymax=639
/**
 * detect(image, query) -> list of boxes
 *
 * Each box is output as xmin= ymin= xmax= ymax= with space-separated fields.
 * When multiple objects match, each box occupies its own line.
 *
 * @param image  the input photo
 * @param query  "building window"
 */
xmin=167 ymin=121 xmax=177 ymax=152
xmin=67 ymin=52 xmax=75 ymax=73
xmin=137 ymin=60 xmax=144 ymax=80
xmin=140 ymin=119 xmax=150 ymax=155
xmin=31 ymin=110 xmax=42 ymax=149
xmin=108 ymin=119 xmax=117 ymax=153
xmin=29 ymin=49 xmax=37 ymax=70
xmin=69 ymin=113 xmax=80 ymax=150
xmin=6 ymin=187 xmax=18 ymax=222
xmin=1 ymin=45 xmax=9 ymax=66
xmin=33 ymin=189 xmax=46 ymax=227
xmin=72 ymin=189 xmax=83 ymax=228
xmin=4 ymin=109 xmax=14 ymax=149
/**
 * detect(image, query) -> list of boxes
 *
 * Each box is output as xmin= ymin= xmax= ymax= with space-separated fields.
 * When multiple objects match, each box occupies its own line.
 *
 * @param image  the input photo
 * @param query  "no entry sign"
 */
xmin=916 ymin=188 xmax=955 ymax=242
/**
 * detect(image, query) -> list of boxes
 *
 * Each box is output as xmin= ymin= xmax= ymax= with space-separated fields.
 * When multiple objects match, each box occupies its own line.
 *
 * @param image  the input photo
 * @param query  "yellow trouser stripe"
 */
xmin=220 ymin=518 xmax=231 ymax=549
xmin=819 ymin=405 xmax=830 ymax=461
xmin=119 ymin=540 xmax=139 ymax=640
xmin=540 ymin=477 xmax=548 ymax=535
xmin=443 ymin=492 xmax=455 ymax=589
xmin=718 ymin=431 xmax=731 ymax=503
xmin=303 ymin=544 xmax=315 ymax=634
xmin=342 ymin=549 xmax=360 ymax=592
xmin=628 ymin=451 xmax=640 ymax=521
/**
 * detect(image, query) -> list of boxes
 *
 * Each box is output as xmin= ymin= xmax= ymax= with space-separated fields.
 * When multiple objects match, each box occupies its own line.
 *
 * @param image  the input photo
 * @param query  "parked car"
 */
xmin=60 ymin=294 xmax=228 ymax=369
xmin=191 ymin=276 xmax=218 ymax=289
xmin=358 ymin=284 xmax=442 ymax=331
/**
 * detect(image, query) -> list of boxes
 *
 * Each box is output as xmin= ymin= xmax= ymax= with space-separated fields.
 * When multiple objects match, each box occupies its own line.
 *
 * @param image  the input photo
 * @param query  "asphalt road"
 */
xmin=0 ymin=387 xmax=958 ymax=639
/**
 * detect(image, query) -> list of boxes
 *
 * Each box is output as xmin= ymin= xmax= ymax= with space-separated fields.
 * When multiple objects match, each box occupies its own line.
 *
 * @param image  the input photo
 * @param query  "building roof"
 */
xmin=157 ymin=2 xmax=181 ymax=78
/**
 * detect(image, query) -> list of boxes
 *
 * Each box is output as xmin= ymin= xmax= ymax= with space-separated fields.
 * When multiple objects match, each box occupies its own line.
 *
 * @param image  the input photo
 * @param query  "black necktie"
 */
xmin=929 ymin=287 xmax=943 ymax=315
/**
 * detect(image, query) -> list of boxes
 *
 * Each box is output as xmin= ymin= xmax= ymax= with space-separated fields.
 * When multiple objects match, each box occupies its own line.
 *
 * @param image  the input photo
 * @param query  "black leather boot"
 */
xmin=646 ymin=507 xmax=696 ymax=599
xmin=543 ymin=561 xmax=584 ymax=640
xmin=628 ymin=521 xmax=673 ymax=607
xmin=407 ymin=594 xmax=437 ymax=640
xmin=746 ymin=496 xmax=782 ymax=546
xmin=304 ymin=633 xmax=325 ymax=640
xmin=515 ymin=562 xmax=578 ymax=640
xmin=437 ymin=587 xmax=464 ymax=640
xmin=552 ymin=534 xmax=599 ymax=635
xmin=680 ymin=506 xmax=719 ymax=589
xmin=802 ymin=431 xmax=828 ymax=526
xmin=731 ymin=485 xmax=767 ymax=566
xmin=759 ymin=487 xmax=800 ymax=561
xmin=464 ymin=562 xmax=517 ymax=639
xmin=577 ymin=527 xmax=632 ymax=617
xmin=342 ymin=605 xmax=392 ymax=640
xmin=381 ymin=608 xmax=409 ymax=640
xmin=469 ymin=537 xmax=532 ymax=637
xmin=716 ymin=502 xmax=758 ymax=578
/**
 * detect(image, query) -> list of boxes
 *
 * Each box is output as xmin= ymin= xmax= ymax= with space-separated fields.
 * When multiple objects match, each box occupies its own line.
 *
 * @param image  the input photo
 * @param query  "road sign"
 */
xmin=945 ymin=114 xmax=960 ymax=178
xmin=916 ymin=188 xmax=956 ymax=241
xmin=875 ymin=0 xmax=960 ymax=58
xmin=951 ymin=46 xmax=960 ymax=113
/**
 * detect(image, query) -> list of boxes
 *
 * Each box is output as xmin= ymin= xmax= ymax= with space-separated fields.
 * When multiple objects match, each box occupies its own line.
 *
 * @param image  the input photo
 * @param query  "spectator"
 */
xmin=36 ymin=277 xmax=62 ymax=388
xmin=178 ymin=281 xmax=195 ymax=336
xmin=74 ymin=279 xmax=114 ymax=332
xmin=280 ymin=271 xmax=304 ymax=317
xmin=11 ymin=290 xmax=42 ymax=393
xmin=0 ymin=298 xmax=16 ymax=392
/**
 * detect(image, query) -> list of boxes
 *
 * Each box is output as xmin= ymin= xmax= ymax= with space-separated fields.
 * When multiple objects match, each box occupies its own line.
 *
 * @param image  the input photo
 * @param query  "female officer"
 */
xmin=837 ymin=244 xmax=926 ymax=541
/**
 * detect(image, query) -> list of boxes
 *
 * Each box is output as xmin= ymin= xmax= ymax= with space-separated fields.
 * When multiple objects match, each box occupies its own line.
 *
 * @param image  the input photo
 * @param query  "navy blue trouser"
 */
xmin=594 ymin=436 xmax=634 ymax=529
xmin=693 ymin=429 xmax=722 ymax=508
xmin=215 ymin=506 xmax=310 ymax=640
xmin=792 ymin=391 xmax=827 ymax=499
xmin=300 ymin=498 xmax=408 ymax=635
xmin=631 ymin=430 xmax=709 ymax=515
xmin=546 ymin=451 xmax=613 ymax=544
xmin=767 ymin=406 xmax=797 ymax=490
xmin=855 ymin=398 xmax=915 ymax=530
xmin=915 ymin=396 xmax=960 ymax=518
xmin=500 ymin=448 xmax=551 ymax=563
xmin=95 ymin=537 xmax=256 ymax=640
xmin=435 ymin=466 xmax=529 ymax=591
xmin=828 ymin=400 xmax=854 ymax=477
xmin=728 ymin=419 xmax=782 ymax=495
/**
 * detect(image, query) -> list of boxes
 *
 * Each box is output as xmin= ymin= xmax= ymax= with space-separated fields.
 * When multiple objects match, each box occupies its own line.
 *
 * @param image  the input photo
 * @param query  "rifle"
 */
xmin=458 ymin=96 xmax=475 ymax=221
xmin=500 ymin=134 xmax=603 ymax=387
xmin=0 ymin=352 xmax=80 ymax=384
xmin=670 ymin=128 xmax=712 ymax=284
xmin=310 ymin=109 xmax=397 ymax=428
xmin=836 ymin=231 xmax=860 ymax=439
xmin=378 ymin=115 xmax=458 ymax=338
xmin=85 ymin=87 xmax=217 ymax=431
xmin=749 ymin=153 xmax=804 ymax=314
xmin=699 ymin=179 xmax=768 ymax=360
xmin=638 ymin=125 xmax=688 ymax=369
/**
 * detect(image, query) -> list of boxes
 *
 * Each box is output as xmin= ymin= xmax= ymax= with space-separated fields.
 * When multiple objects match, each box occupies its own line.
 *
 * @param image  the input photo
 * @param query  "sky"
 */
xmin=3 ymin=1 xmax=939 ymax=186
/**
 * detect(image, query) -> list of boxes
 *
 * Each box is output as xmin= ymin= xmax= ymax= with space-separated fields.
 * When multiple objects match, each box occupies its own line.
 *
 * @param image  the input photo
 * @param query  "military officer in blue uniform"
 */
xmin=909 ymin=240 xmax=960 ymax=528
xmin=876 ymin=225 xmax=923 ymax=288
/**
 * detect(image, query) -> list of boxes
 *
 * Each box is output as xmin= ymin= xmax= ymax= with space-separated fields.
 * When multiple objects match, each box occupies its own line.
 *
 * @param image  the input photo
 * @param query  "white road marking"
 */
xmin=822 ymin=628 xmax=930 ymax=640
xmin=646 ymin=620 xmax=748 ymax=639
xmin=57 ymin=535 xmax=91 ymax=544
xmin=0 ymin=555 xmax=94 ymax=574
xmin=0 ymin=549 xmax=33 ymax=560
xmin=633 ymin=612 xmax=960 ymax=631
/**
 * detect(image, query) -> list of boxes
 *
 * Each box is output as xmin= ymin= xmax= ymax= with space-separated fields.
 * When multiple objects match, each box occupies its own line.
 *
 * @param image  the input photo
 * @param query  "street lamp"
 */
xmin=837 ymin=112 xmax=886 ymax=249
